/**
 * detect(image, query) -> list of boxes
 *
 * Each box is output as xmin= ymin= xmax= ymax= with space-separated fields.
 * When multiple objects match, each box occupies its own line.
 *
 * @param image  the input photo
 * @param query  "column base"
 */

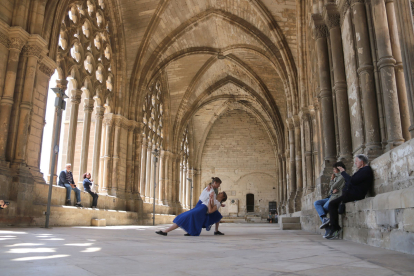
xmin=287 ymin=193 xmax=296 ymax=214
xmin=364 ymin=144 xmax=383 ymax=160
xmin=385 ymin=139 xmax=405 ymax=151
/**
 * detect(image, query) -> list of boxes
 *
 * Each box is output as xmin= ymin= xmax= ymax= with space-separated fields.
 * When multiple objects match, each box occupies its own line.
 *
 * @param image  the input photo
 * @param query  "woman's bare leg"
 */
xmin=164 ymin=223 xmax=179 ymax=233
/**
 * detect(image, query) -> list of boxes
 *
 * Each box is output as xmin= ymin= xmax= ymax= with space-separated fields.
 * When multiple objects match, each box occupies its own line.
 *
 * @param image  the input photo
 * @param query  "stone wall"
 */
xmin=200 ymin=109 xmax=278 ymax=218
xmin=300 ymin=139 xmax=414 ymax=254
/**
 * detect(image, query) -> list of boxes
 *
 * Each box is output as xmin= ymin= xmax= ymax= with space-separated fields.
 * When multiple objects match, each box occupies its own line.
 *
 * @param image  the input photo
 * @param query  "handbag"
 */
xmin=338 ymin=202 xmax=346 ymax=214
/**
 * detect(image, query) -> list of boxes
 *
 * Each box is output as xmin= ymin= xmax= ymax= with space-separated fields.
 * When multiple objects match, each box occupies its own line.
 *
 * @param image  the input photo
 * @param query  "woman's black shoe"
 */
xmin=184 ymin=233 xmax=191 ymax=236
xmin=155 ymin=230 xmax=167 ymax=236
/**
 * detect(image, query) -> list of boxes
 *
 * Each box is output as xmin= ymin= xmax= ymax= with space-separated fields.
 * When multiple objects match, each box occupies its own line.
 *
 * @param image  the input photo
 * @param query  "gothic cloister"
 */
xmin=1 ymin=0 xmax=414 ymax=261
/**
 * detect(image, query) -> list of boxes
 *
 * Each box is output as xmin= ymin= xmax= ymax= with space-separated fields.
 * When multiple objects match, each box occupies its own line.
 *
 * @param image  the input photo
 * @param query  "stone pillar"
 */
xmin=125 ymin=126 xmax=134 ymax=195
xmin=13 ymin=36 xmax=45 ymax=164
xmin=158 ymin=149 xmax=165 ymax=204
xmin=311 ymin=101 xmax=320 ymax=180
xmin=149 ymin=143 xmax=156 ymax=203
xmin=326 ymin=13 xmax=353 ymax=162
xmin=101 ymin=117 xmax=113 ymax=194
xmin=64 ymin=89 xmax=82 ymax=166
xmin=144 ymin=140 xmax=152 ymax=202
xmin=91 ymin=105 xmax=104 ymax=193
xmin=179 ymin=160 xmax=183 ymax=204
xmin=110 ymin=118 xmax=121 ymax=196
xmin=314 ymin=22 xmax=337 ymax=163
xmin=0 ymin=29 xmax=27 ymax=162
xmin=394 ymin=0 xmax=414 ymax=137
xmin=371 ymin=0 xmax=405 ymax=149
xmin=139 ymin=137 xmax=147 ymax=198
xmin=163 ymin=151 xmax=170 ymax=205
xmin=183 ymin=163 xmax=188 ymax=208
xmin=293 ymin=116 xmax=302 ymax=211
xmin=282 ymin=154 xmax=287 ymax=214
xmin=78 ymin=98 xmax=94 ymax=185
xmin=385 ymin=0 xmax=411 ymax=141
xmin=351 ymin=0 xmax=383 ymax=156
xmin=277 ymin=155 xmax=283 ymax=210
xmin=287 ymin=120 xmax=296 ymax=213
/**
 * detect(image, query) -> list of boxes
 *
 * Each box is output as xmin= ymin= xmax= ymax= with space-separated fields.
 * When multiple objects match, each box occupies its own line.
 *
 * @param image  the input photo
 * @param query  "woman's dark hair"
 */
xmin=333 ymin=162 xmax=346 ymax=171
xmin=83 ymin=173 xmax=89 ymax=179
xmin=220 ymin=191 xmax=227 ymax=203
xmin=211 ymin=177 xmax=222 ymax=185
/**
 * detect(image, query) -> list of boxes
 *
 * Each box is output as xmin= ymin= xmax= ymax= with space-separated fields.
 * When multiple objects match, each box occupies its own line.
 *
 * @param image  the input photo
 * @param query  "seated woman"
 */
xmin=82 ymin=173 xmax=99 ymax=208
xmin=156 ymin=191 xmax=227 ymax=236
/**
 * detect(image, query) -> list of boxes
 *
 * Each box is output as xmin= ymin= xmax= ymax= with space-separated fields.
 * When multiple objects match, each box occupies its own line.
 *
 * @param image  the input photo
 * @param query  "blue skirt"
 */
xmin=173 ymin=202 xmax=208 ymax=236
xmin=196 ymin=200 xmax=223 ymax=231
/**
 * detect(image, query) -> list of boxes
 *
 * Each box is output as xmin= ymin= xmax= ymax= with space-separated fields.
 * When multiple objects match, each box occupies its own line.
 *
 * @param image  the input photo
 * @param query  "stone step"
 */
xmin=142 ymin=213 xmax=175 ymax=225
xmin=280 ymin=217 xmax=300 ymax=223
xmin=281 ymin=223 xmax=301 ymax=230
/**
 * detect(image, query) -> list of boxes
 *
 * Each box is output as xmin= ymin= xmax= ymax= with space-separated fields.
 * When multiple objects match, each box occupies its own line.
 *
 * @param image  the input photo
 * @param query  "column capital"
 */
xmin=312 ymin=14 xmax=328 ymax=39
xmin=84 ymin=98 xmax=95 ymax=113
xmin=95 ymin=105 xmax=105 ymax=117
xmin=292 ymin=115 xmax=300 ymax=128
xmin=326 ymin=14 xmax=341 ymax=30
xmin=350 ymin=0 xmax=365 ymax=6
xmin=7 ymin=27 xmax=29 ymax=51
xmin=22 ymin=35 xmax=47 ymax=58
xmin=70 ymin=91 xmax=82 ymax=104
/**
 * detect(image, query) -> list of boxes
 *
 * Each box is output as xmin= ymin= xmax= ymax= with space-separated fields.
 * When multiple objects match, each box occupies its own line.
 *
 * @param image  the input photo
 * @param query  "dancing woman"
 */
xmin=198 ymin=177 xmax=226 ymax=234
xmin=156 ymin=191 xmax=227 ymax=236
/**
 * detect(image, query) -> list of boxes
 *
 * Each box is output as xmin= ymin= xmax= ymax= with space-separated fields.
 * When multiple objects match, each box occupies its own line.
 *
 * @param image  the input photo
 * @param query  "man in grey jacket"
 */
xmin=314 ymin=162 xmax=346 ymax=237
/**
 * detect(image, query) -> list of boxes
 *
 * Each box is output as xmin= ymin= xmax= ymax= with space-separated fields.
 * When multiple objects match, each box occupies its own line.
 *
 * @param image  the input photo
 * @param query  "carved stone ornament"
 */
xmin=411 ymin=1 xmax=414 ymax=16
xmin=9 ymin=37 xmax=25 ymax=51
xmin=22 ymin=44 xmax=42 ymax=58
xmin=314 ymin=24 xmax=329 ymax=39
xmin=340 ymin=0 xmax=351 ymax=18
xmin=0 ymin=32 xmax=8 ymax=48
xmin=38 ymin=62 xmax=55 ymax=78
xmin=327 ymin=14 xmax=341 ymax=29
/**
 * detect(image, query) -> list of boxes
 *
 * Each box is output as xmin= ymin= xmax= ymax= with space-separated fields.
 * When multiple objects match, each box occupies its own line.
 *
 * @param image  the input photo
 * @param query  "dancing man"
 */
xmin=155 ymin=191 xmax=227 ymax=236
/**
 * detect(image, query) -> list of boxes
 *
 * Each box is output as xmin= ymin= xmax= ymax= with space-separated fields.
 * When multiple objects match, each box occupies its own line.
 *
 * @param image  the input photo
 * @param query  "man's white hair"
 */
xmin=65 ymin=163 xmax=72 ymax=167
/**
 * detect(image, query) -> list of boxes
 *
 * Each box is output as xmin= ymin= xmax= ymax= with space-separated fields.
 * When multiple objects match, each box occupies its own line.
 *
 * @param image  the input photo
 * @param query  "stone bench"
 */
xmin=341 ymin=186 xmax=414 ymax=254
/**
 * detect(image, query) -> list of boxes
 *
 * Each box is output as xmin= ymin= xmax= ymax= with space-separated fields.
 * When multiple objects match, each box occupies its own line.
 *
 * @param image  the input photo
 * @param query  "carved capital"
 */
xmin=71 ymin=94 xmax=82 ymax=105
xmin=326 ymin=14 xmax=340 ymax=30
xmin=84 ymin=99 xmax=94 ymax=113
xmin=314 ymin=24 xmax=329 ymax=39
xmin=38 ymin=62 xmax=55 ymax=78
xmin=9 ymin=37 xmax=25 ymax=51
xmin=22 ymin=44 xmax=42 ymax=58
xmin=293 ymin=115 xmax=300 ymax=128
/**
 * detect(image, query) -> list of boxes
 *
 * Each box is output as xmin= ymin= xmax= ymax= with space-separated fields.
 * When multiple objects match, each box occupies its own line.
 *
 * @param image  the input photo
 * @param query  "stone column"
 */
xmin=149 ymin=143 xmax=156 ymax=203
xmin=277 ymin=155 xmax=283 ymax=209
xmin=110 ymin=118 xmax=121 ymax=196
xmin=158 ymin=149 xmax=165 ymax=204
xmin=371 ymin=0 xmax=404 ymax=149
xmin=144 ymin=140 xmax=152 ymax=202
xmin=293 ymin=116 xmax=302 ymax=211
xmin=326 ymin=13 xmax=353 ymax=162
xmin=139 ymin=136 xmax=147 ymax=198
xmin=311 ymin=102 xmax=320 ymax=179
xmin=132 ymin=128 xmax=142 ymax=196
xmin=0 ymin=29 xmax=27 ymax=162
xmin=78 ymin=98 xmax=94 ymax=185
xmin=394 ymin=0 xmax=414 ymax=137
xmin=13 ymin=36 xmax=45 ymax=164
xmin=282 ymin=154 xmax=287 ymax=214
xmin=385 ymin=0 xmax=411 ymax=141
xmin=163 ymin=151 xmax=170 ymax=205
xmin=314 ymin=21 xmax=337 ymax=163
xmin=179 ymin=160 xmax=183 ymax=204
xmin=287 ymin=120 xmax=296 ymax=213
xmin=91 ymin=105 xmax=104 ymax=193
xmin=351 ymin=0 xmax=383 ymax=156
xmin=64 ymin=89 xmax=82 ymax=166
xmin=101 ymin=117 xmax=113 ymax=194
xmin=125 ymin=126 xmax=134 ymax=195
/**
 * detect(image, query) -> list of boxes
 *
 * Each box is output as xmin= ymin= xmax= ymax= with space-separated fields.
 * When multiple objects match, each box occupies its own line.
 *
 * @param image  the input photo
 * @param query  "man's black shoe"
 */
xmin=65 ymin=199 xmax=71 ymax=206
xmin=319 ymin=217 xmax=330 ymax=229
xmin=184 ymin=233 xmax=191 ymax=236
xmin=75 ymin=203 xmax=83 ymax=207
xmin=327 ymin=228 xmax=342 ymax=240
xmin=324 ymin=229 xmax=334 ymax=239
xmin=156 ymin=230 xmax=167 ymax=236
xmin=214 ymin=231 xmax=224 ymax=235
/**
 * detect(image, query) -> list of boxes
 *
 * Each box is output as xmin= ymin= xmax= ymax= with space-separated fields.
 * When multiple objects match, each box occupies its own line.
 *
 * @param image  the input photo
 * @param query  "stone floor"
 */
xmin=0 ymin=223 xmax=413 ymax=276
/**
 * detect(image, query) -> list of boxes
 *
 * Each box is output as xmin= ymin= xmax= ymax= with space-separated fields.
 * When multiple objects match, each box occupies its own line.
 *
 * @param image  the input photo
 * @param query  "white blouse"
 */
xmin=199 ymin=186 xmax=214 ymax=202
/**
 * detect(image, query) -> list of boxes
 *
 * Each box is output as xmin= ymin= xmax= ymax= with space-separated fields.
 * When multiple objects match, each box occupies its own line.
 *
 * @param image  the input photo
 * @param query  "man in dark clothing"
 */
xmin=325 ymin=154 xmax=373 ymax=239
xmin=83 ymin=172 xmax=98 ymax=208
xmin=58 ymin=164 xmax=82 ymax=207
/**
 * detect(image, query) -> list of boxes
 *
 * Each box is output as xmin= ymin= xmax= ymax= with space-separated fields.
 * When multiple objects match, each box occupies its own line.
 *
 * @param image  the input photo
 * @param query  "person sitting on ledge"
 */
xmin=317 ymin=162 xmax=346 ymax=237
xmin=58 ymin=164 xmax=83 ymax=207
xmin=325 ymin=154 xmax=373 ymax=240
xmin=0 ymin=200 xmax=9 ymax=210
xmin=83 ymin=172 xmax=99 ymax=208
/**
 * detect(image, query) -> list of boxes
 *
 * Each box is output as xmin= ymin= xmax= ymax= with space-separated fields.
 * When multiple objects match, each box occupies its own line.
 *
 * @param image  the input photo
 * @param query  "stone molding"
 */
xmin=314 ymin=24 xmax=329 ymax=39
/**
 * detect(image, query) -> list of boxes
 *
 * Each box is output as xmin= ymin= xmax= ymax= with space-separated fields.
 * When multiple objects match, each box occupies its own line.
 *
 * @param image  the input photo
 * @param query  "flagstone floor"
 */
xmin=0 ymin=223 xmax=413 ymax=275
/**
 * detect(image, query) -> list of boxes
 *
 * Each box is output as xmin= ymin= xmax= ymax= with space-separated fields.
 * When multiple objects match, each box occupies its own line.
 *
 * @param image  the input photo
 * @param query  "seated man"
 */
xmin=314 ymin=162 xmax=346 ymax=236
xmin=58 ymin=164 xmax=83 ymax=207
xmin=83 ymin=172 xmax=98 ymax=208
xmin=325 ymin=154 xmax=373 ymax=239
